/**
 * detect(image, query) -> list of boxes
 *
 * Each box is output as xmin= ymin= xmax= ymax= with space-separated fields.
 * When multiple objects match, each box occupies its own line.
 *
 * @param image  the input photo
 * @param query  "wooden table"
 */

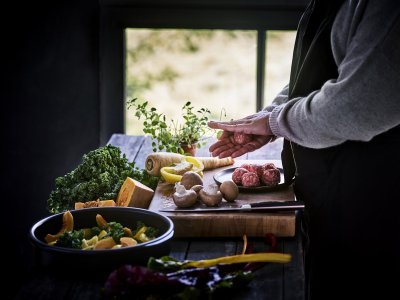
xmin=17 ymin=134 xmax=304 ymax=300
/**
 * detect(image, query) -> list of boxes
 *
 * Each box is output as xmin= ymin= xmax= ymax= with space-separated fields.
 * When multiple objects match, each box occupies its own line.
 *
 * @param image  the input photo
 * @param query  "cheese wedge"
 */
xmin=116 ymin=177 xmax=155 ymax=209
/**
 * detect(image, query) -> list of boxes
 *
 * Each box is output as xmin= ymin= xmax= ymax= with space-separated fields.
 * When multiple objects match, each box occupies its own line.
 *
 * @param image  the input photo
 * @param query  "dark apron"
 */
xmin=284 ymin=1 xmax=400 ymax=298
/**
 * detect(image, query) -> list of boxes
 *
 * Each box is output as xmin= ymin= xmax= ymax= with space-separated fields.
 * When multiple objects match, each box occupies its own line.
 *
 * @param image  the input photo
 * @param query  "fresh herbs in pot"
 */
xmin=127 ymin=99 xmax=212 ymax=154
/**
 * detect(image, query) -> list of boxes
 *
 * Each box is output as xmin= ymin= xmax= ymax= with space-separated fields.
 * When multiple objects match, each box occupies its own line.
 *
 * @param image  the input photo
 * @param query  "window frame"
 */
xmin=99 ymin=0 xmax=307 ymax=144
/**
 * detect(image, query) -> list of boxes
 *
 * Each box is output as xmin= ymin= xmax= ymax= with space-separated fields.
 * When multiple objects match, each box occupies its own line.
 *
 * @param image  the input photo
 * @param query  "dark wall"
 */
xmin=2 ymin=1 xmax=100 ymax=295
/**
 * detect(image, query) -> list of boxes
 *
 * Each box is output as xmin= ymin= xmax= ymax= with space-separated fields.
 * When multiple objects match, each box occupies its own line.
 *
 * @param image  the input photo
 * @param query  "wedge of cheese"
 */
xmin=116 ymin=177 xmax=155 ymax=209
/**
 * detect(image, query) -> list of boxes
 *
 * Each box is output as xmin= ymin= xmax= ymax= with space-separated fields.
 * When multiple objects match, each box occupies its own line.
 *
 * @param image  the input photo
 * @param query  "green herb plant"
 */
xmin=127 ymin=99 xmax=212 ymax=154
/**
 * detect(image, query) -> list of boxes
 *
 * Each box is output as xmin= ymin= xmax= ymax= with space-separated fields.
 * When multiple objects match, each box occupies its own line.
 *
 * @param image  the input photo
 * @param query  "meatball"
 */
xmin=241 ymin=163 xmax=263 ymax=178
xmin=242 ymin=172 xmax=260 ymax=187
xmin=263 ymin=162 xmax=277 ymax=171
xmin=240 ymin=163 xmax=251 ymax=170
xmin=261 ymin=168 xmax=281 ymax=187
xmin=232 ymin=167 xmax=249 ymax=185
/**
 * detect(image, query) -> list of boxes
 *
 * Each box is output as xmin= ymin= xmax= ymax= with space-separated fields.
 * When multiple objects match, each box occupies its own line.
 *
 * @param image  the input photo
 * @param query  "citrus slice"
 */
xmin=160 ymin=156 xmax=204 ymax=184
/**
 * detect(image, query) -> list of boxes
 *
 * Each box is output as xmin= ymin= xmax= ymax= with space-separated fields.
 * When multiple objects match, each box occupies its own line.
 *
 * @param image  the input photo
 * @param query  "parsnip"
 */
xmin=196 ymin=157 xmax=235 ymax=170
xmin=145 ymin=153 xmax=184 ymax=176
xmin=145 ymin=152 xmax=234 ymax=176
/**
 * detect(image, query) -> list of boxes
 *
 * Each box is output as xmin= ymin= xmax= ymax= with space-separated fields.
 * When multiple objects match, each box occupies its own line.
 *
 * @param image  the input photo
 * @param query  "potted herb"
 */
xmin=127 ymin=99 xmax=212 ymax=155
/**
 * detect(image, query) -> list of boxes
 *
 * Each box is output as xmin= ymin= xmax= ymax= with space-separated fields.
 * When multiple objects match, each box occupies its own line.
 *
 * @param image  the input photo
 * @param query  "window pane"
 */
xmin=264 ymin=31 xmax=296 ymax=107
xmin=125 ymin=29 xmax=257 ymax=135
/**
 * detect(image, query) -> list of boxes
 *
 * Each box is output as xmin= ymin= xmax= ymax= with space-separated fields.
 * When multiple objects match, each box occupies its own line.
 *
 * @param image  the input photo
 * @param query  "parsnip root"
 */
xmin=197 ymin=157 xmax=234 ymax=170
xmin=145 ymin=153 xmax=184 ymax=176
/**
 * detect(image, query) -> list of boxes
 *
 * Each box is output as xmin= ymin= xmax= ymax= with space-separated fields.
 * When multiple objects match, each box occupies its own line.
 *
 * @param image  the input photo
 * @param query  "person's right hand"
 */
xmin=209 ymin=133 xmax=272 ymax=158
xmin=208 ymin=111 xmax=275 ymax=158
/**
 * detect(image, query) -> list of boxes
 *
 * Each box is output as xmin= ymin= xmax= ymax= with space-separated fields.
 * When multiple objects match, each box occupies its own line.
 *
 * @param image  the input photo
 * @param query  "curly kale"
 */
xmin=145 ymin=227 xmax=159 ymax=239
xmin=47 ymin=145 xmax=159 ymax=213
xmin=56 ymin=230 xmax=84 ymax=249
xmin=91 ymin=226 xmax=102 ymax=237
xmin=107 ymin=222 xmax=125 ymax=243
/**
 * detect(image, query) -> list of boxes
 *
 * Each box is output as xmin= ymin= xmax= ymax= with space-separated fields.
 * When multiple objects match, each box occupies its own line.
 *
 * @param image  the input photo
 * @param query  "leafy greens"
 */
xmin=47 ymin=145 xmax=159 ymax=213
xmin=102 ymin=234 xmax=285 ymax=299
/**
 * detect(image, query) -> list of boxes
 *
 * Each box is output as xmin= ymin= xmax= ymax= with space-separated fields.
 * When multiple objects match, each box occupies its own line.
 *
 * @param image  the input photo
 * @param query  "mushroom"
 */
xmin=172 ymin=182 xmax=198 ymax=208
xmin=180 ymin=171 xmax=203 ymax=189
xmin=190 ymin=184 xmax=203 ymax=194
xmin=199 ymin=183 xmax=223 ymax=207
xmin=219 ymin=180 xmax=239 ymax=202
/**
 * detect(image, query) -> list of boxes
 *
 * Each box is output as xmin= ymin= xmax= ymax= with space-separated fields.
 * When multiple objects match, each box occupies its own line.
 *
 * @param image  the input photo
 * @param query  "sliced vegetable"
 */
xmin=182 ymin=253 xmax=291 ymax=269
xmin=93 ymin=237 xmax=116 ymax=250
xmin=96 ymin=214 xmax=108 ymax=228
xmin=45 ymin=213 xmax=158 ymax=250
xmin=74 ymin=199 xmax=116 ymax=210
xmin=116 ymin=177 xmax=136 ymax=207
xmin=44 ymin=211 xmax=74 ymax=243
xmin=116 ymin=177 xmax=155 ymax=209
xmin=120 ymin=237 xmax=138 ymax=247
xmin=148 ymin=252 xmax=291 ymax=273
xmin=82 ymin=235 xmax=99 ymax=250
xmin=98 ymin=230 xmax=108 ymax=240
xmin=241 ymin=235 xmax=248 ymax=255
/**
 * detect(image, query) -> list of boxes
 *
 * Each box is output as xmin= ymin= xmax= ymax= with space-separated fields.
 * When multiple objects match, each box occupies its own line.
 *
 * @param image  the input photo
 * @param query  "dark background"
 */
xmin=2 ymin=1 xmax=100 ymax=296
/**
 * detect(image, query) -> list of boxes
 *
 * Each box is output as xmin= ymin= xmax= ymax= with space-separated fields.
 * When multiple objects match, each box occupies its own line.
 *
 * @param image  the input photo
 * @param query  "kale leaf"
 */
xmin=107 ymin=222 xmax=125 ymax=243
xmin=56 ymin=230 xmax=84 ymax=249
xmin=47 ymin=145 xmax=159 ymax=213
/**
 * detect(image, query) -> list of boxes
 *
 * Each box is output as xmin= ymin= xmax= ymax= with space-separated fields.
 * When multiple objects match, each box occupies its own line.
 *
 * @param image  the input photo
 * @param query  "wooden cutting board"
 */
xmin=148 ymin=160 xmax=296 ymax=237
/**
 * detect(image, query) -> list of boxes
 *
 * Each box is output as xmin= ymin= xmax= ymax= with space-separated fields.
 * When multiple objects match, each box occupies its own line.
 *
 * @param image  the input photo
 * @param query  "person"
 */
xmin=208 ymin=1 xmax=400 ymax=299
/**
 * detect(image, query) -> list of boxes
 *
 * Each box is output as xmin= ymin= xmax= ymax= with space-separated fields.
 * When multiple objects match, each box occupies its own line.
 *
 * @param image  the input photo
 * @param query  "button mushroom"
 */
xmin=180 ymin=171 xmax=203 ymax=189
xmin=219 ymin=180 xmax=239 ymax=202
xmin=172 ymin=182 xmax=198 ymax=208
xmin=190 ymin=184 xmax=203 ymax=194
xmin=199 ymin=183 xmax=223 ymax=207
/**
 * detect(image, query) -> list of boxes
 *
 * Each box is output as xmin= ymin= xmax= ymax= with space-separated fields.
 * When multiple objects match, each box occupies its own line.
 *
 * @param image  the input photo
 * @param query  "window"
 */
xmin=125 ymin=29 xmax=258 ymax=135
xmin=100 ymin=0 xmax=307 ymax=144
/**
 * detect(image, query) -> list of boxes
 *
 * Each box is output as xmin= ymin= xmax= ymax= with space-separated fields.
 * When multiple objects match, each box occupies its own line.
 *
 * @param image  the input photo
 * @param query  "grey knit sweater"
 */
xmin=267 ymin=0 xmax=400 ymax=149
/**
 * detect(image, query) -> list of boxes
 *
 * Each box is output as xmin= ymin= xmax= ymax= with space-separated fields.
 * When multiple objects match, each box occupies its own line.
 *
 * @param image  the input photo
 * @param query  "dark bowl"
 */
xmin=30 ymin=207 xmax=174 ymax=276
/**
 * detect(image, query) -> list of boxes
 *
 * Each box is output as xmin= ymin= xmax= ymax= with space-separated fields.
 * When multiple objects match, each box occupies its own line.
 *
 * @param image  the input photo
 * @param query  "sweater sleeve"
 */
xmin=269 ymin=0 xmax=400 ymax=149
xmin=263 ymin=84 xmax=289 ymax=112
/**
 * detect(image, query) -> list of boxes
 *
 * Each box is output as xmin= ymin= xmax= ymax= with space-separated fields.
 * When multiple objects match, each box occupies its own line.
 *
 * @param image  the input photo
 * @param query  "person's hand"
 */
xmin=208 ymin=111 xmax=275 ymax=158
